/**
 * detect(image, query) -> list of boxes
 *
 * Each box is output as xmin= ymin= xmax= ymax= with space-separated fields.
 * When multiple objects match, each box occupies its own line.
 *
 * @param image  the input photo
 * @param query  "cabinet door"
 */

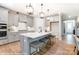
xmin=8 ymin=11 xmax=18 ymax=26
xmin=14 ymin=14 xmax=18 ymax=26
xmin=0 ymin=39 xmax=8 ymax=45
xmin=13 ymin=32 xmax=19 ymax=41
xmin=19 ymin=14 xmax=34 ymax=27
xmin=0 ymin=7 xmax=8 ymax=23
xmin=8 ymin=32 xmax=19 ymax=42
xmin=50 ymin=16 xmax=59 ymax=22
xmin=50 ymin=22 xmax=59 ymax=35
xmin=27 ymin=16 xmax=34 ymax=27
xmin=19 ymin=14 xmax=27 ymax=22
xmin=8 ymin=32 xmax=14 ymax=42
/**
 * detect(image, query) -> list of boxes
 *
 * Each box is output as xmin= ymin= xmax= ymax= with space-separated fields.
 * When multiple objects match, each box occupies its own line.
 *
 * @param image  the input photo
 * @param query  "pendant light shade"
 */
xmin=39 ymin=3 xmax=45 ymax=18
xmin=46 ymin=9 xmax=50 ymax=20
xmin=39 ymin=11 xmax=45 ymax=18
xmin=46 ymin=16 xmax=50 ymax=20
xmin=26 ymin=3 xmax=34 ymax=15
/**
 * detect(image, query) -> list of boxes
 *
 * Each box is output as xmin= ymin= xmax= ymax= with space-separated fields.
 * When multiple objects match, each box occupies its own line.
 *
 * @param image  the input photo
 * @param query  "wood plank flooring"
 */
xmin=0 ymin=41 xmax=20 ymax=55
xmin=44 ymin=39 xmax=76 ymax=55
xmin=0 ymin=38 xmax=77 ymax=55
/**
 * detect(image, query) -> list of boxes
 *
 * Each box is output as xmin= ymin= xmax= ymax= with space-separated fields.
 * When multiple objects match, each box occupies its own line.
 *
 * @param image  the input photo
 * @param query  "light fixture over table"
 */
xmin=26 ymin=3 xmax=34 ymax=15
xmin=39 ymin=3 xmax=45 ymax=18
xmin=46 ymin=9 xmax=50 ymax=20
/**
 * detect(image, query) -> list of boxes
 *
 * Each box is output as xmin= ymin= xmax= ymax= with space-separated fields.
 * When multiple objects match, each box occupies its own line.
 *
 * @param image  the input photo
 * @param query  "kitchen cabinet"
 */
xmin=0 ymin=7 xmax=8 ymax=23
xmin=0 ymin=39 xmax=8 ymax=45
xmin=19 ymin=14 xmax=34 ymax=27
xmin=8 ymin=32 xmax=19 ymax=43
xmin=19 ymin=14 xmax=27 ymax=22
xmin=20 ymin=32 xmax=51 ymax=55
xmin=49 ymin=16 xmax=59 ymax=22
xmin=8 ymin=11 xmax=18 ymax=26
xmin=0 ymin=7 xmax=9 ymax=45
xmin=0 ymin=32 xmax=19 ymax=45
xmin=26 ymin=16 xmax=34 ymax=27
xmin=50 ymin=22 xmax=59 ymax=35
xmin=0 ymin=36 xmax=8 ymax=45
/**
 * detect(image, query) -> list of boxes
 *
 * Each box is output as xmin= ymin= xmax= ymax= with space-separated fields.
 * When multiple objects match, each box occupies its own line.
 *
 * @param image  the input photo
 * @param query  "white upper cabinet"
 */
xmin=50 ymin=16 xmax=59 ymax=22
xmin=26 ymin=16 xmax=34 ymax=27
xmin=19 ymin=14 xmax=27 ymax=22
xmin=8 ymin=11 xmax=18 ymax=26
xmin=0 ymin=7 xmax=8 ymax=23
xmin=19 ymin=13 xmax=34 ymax=27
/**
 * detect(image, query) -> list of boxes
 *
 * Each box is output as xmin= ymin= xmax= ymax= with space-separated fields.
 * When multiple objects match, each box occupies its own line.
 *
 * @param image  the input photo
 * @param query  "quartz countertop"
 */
xmin=20 ymin=32 xmax=51 ymax=39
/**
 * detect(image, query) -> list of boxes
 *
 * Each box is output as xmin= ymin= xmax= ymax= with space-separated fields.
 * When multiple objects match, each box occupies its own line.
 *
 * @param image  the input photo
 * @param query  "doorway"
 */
xmin=63 ymin=20 xmax=75 ymax=44
xmin=64 ymin=20 xmax=75 ymax=35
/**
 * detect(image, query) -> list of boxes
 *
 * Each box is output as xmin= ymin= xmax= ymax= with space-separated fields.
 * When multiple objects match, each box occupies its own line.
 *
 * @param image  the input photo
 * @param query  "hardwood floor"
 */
xmin=0 ymin=41 xmax=20 ymax=55
xmin=0 ymin=38 xmax=77 ymax=55
xmin=44 ymin=39 xmax=76 ymax=55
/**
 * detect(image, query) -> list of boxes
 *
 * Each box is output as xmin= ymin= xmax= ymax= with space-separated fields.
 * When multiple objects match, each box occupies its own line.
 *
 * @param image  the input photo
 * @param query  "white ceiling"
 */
xmin=0 ymin=0 xmax=79 ymax=16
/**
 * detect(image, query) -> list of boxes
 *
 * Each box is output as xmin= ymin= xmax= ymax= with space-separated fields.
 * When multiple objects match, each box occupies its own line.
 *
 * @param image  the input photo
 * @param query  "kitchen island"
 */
xmin=20 ymin=32 xmax=51 ymax=55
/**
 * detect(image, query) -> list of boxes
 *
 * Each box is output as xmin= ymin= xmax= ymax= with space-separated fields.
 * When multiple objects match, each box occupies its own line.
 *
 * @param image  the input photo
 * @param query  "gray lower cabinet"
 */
xmin=0 ymin=39 xmax=8 ymax=45
xmin=8 ymin=32 xmax=19 ymax=43
xmin=0 ymin=32 xmax=19 ymax=45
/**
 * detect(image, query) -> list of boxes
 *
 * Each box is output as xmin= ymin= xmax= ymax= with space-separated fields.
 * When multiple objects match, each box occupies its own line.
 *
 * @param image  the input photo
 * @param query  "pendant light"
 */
xmin=46 ymin=9 xmax=50 ymax=20
xmin=26 ymin=3 xmax=34 ymax=15
xmin=39 ymin=3 xmax=45 ymax=18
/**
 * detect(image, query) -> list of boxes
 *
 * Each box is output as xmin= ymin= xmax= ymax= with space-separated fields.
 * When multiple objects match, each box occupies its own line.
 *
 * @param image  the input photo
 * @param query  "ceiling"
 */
xmin=0 ymin=0 xmax=79 ymax=16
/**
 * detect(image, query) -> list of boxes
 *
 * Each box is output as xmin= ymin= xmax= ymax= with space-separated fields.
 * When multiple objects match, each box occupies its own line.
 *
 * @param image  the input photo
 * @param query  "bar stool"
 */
xmin=47 ymin=34 xmax=56 ymax=45
xmin=39 ymin=37 xmax=48 ymax=43
xmin=30 ymin=40 xmax=44 ymax=55
xmin=39 ymin=36 xmax=51 ymax=49
xmin=38 ymin=37 xmax=50 ymax=53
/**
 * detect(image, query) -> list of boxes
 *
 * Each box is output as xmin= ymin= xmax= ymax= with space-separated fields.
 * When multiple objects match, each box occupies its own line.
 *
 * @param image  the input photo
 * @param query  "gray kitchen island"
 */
xmin=20 ymin=32 xmax=51 ymax=55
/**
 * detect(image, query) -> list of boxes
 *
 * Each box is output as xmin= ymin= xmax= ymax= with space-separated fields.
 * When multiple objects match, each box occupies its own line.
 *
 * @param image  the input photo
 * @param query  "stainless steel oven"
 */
xmin=0 ymin=23 xmax=7 ymax=39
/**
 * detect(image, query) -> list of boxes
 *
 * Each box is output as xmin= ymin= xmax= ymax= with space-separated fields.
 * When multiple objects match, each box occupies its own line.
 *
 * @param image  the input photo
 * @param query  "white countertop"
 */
xmin=20 ymin=32 xmax=51 ymax=39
